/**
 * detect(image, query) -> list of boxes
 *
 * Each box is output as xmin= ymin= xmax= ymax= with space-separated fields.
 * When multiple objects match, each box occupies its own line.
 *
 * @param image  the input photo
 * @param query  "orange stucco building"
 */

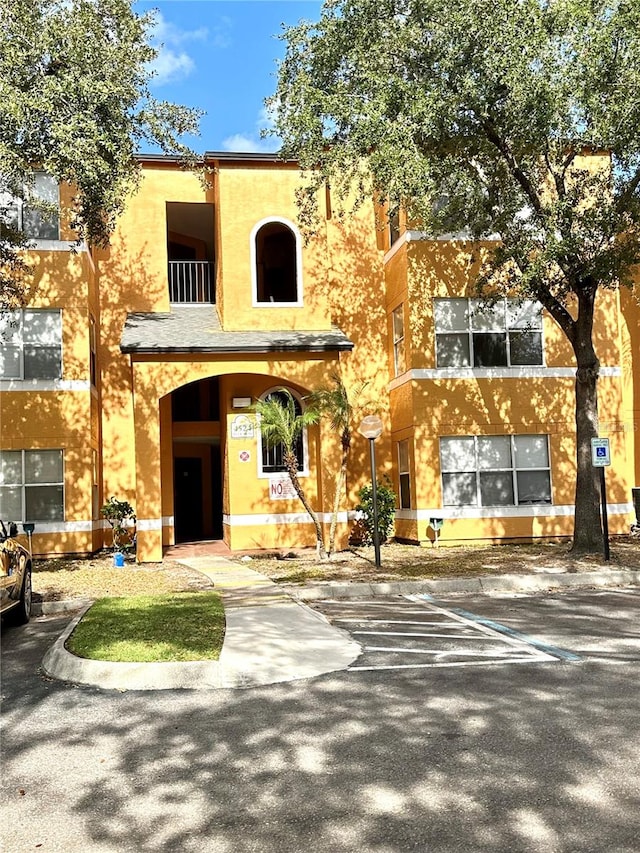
xmin=1 ymin=153 xmax=639 ymax=561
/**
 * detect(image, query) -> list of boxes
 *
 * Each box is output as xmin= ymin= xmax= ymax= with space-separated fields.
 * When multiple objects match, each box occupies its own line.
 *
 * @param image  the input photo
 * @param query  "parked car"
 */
xmin=0 ymin=521 xmax=32 ymax=624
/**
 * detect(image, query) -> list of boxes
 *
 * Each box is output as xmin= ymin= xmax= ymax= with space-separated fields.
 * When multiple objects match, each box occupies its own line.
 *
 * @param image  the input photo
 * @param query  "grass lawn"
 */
xmin=66 ymin=591 xmax=225 ymax=662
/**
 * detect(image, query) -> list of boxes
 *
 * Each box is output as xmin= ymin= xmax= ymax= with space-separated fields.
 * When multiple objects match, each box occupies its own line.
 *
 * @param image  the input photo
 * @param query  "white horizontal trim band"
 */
xmin=16 ymin=520 xmax=98 ymax=534
xmin=136 ymin=518 xmax=163 ymax=531
xmin=389 ymin=366 xmax=621 ymax=390
xmin=395 ymin=503 xmax=634 ymax=521
xmin=0 ymin=379 xmax=91 ymax=392
xmin=222 ymin=511 xmax=348 ymax=527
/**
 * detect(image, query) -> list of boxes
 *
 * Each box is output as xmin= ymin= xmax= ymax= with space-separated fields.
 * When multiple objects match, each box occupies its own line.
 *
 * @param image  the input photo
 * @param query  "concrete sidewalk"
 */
xmin=41 ymin=556 xmax=361 ymax=691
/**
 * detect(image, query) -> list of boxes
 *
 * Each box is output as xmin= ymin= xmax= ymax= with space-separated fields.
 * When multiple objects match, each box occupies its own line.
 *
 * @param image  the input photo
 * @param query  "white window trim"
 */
xmin=250 ymin=216 xmax=304 ymax=308
xmin=0 ymin=449 xmax=65 ymax=523
xmin=256 ymin=386 xmax=309 ymax=479
xmin=440 ymin=434 xmax=553 ymax=509
xmin=434 ymin=297 xmax=546 ymax=369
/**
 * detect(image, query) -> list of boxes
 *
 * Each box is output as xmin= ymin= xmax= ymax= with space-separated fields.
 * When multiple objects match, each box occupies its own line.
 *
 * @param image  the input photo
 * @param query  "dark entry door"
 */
xmin=174 ymin=457 xmax=203 ymax=543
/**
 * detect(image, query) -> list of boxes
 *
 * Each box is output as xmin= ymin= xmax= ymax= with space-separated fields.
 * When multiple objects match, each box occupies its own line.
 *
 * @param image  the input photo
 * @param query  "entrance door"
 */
xmin=174 ymin=457 xmax=204 ymax=543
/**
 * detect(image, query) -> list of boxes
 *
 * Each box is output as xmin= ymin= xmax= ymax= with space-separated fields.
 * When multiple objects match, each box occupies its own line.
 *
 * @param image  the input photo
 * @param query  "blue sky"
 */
xmin=136 ymin=1 xmax=323 ymax=154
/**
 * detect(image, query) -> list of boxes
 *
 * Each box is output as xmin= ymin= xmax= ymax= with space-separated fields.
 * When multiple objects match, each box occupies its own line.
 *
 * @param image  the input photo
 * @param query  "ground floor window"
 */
xmin=0 ymin=449 xmax=64 ymax=522
xmin=259 ymin=389 xmax=307 ymax=476
xmin=440 ymin=435 xmax=551 ymax=507
xmin=398 ymin=439 xmax=411 ymax=508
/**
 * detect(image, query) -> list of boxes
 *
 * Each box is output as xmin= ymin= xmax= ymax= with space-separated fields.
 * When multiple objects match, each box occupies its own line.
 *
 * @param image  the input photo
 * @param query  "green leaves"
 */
xmin=0 ymin=0 xmax=201 ymax=307
xmin=273 ymin=0 xmax=640 ymax=308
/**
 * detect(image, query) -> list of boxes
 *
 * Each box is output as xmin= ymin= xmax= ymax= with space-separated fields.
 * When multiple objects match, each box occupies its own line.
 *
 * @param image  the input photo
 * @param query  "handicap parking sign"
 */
xmin=591 ymin=438 xmax=611 ymax=467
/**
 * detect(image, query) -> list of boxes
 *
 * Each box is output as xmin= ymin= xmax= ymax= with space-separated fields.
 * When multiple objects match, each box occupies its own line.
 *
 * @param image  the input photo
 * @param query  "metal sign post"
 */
xmin=591 ymin=438 xmax=611 ymax=562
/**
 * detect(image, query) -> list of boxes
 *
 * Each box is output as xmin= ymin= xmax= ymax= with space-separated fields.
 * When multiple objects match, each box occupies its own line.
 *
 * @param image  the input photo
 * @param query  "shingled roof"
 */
xmin=120 ymin=307 xmax=354 ymax=355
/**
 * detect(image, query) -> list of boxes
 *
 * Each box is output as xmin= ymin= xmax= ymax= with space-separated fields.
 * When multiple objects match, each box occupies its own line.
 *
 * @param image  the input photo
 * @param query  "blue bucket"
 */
xmin=113 ymin=552 xmax=125 ymax=568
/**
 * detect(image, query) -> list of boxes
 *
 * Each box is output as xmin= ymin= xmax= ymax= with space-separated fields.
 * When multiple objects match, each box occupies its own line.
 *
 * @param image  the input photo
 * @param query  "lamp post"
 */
xmin=359 ymin=415 xmax=384 ymax=568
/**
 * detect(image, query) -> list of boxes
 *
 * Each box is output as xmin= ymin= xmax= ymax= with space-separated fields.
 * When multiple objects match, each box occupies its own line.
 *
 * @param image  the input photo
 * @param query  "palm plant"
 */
xmin=253 ymin=389 xmax=326 ymax=559
xmin=309 ymin=374 xmax=368 ymax=557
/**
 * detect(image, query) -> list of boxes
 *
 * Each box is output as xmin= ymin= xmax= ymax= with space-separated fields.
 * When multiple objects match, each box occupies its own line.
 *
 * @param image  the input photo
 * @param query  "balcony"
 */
xmin=168 ymin=260 xmax=214 ymax=304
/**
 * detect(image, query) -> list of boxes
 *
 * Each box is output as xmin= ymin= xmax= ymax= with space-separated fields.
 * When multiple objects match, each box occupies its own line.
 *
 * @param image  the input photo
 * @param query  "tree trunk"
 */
xmin=570 ymin=289 xmax=604 ymax=553
xmin=328 ymin=459 xmax=347 ymax=558
xmin=284 ymin=450 xmax=327 ymax=559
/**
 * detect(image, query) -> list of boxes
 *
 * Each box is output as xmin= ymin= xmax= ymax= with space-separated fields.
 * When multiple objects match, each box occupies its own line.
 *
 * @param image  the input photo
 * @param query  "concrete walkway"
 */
xmin=41 ymin=556 xmax=361 ymax=691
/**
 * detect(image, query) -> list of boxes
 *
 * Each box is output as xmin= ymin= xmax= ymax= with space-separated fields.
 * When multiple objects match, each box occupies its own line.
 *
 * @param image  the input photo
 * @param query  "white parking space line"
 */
xmin=353 ymin=631 xmax=484 ymax=639
xmin=349 ymin=657 xmax=551 ymax=671
xmin=316 ymin=594 xmax=580 ymax=671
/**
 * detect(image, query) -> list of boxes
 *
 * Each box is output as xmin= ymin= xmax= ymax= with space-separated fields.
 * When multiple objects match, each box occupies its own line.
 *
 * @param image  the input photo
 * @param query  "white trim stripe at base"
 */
xmin=395 ymin=503 xmax=634 ymax=521
xmin=15 ymin=520 xmax=99 ymax=534
xmin=223 ymin=511 xmax=349 ymax=527
xmin=136 ymin=518 xmax=163 ymax=531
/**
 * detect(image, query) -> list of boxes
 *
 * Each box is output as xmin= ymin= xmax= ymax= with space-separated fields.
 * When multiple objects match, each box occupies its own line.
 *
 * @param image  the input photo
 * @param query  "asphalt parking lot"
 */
xmin=2 ymin=586 xmax=640 ymax=853
xmin=313 ymin=587 xmax=640 ymax=671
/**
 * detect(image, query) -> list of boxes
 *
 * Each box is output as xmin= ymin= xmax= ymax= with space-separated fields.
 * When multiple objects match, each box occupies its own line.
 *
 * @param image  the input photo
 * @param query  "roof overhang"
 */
xmin=120 ymin=307 xmax=353 ymax=355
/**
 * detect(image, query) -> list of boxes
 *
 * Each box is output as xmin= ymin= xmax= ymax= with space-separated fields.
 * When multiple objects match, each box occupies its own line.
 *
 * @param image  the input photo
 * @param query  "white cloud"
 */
xmin=147 ymin=11 xmax=224 ymax=86
xmin=221 ymin=133 xmax=279 ymax=154
xmin=149 ymin=50 xmax=195 ymax=85
xmin=222 ymin=105 xmax=281 ymax=154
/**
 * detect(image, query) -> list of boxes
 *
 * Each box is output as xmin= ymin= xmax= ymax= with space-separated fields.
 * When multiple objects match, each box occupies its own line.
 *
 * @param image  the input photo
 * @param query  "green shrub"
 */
xmin=355 ymin=479 xmax=396 ymax=545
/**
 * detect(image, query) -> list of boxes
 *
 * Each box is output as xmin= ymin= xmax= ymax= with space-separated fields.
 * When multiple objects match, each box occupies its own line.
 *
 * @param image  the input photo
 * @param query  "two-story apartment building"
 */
xmin=1 ymin=152 xmax=639 ymax=561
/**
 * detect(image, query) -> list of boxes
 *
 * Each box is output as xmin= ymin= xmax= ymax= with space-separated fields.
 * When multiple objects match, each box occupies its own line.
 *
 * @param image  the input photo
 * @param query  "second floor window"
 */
xmin=392 ymin=305 xmax=406 ymax=376
xmin=434 ymin=298 xmax=543 ymax=368
xmin=0 ymin=173 xmax=60 ymax=240
xmin=0 ymin=309 xmax=62 ymax=380
xmin=254 ymin=220 xmax=300 ymax=304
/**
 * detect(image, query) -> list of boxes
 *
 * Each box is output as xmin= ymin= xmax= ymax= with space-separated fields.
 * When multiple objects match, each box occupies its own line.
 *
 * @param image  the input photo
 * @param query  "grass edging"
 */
xmin=66 ymin=591 xmax=225 ymax=662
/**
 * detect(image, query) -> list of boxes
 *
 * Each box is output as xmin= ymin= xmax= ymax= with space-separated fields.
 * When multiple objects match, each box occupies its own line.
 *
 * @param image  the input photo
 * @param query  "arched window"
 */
xmin=252 ymin=219 xmax=302 ymax=305
xmin=259 ymin=388 xmax=307 ymax=476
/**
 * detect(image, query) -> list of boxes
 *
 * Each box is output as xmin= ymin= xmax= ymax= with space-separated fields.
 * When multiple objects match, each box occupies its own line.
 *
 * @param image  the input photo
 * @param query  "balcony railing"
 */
xmin=168 ymin=260 xmax=214 ymax=304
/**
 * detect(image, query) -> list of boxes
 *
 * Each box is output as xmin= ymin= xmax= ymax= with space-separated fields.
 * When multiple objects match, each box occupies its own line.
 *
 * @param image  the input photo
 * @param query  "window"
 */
xmin=89 ymin=315 xmax=97 ymax=387
xmin=440 ymin=435 xmax=551 ymax=507
xmin=0 ymin=309 xmax=62 ymax=380
xmin=434 ymin=298 xmax=543 ymax=368
xmin=0 ymin=173 xmax=60 ymax=240
xmin=389 ymin=207 xmax=400 ymax=246
xmin=398 ymin=440 xmax=411 ymax=509
xmin=0 ymin=450 xmax=64 ymax=522
xmin=259 ymin=389 xmax=306 ymax=475
xmin=392 ymin=305 xmax=406 ymax=376
xmin=254 ymin=221 xmax=299 ymax=304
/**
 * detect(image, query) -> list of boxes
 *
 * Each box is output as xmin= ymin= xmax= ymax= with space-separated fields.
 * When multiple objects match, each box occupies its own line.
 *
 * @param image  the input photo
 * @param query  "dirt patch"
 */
xmin=32 ymin=553 xmax=214 ymax=602
xmin=243 ymin=538 xmax=640 ymax=585
xmin=32 ymin=538 xmax=640 ymax=601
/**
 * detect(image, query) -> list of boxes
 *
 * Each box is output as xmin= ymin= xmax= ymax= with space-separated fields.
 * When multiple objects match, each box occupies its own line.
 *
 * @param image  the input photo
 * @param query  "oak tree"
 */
xmin=272 ymin=0 xmax=640 ymax=552
xmin=0 ymin=0 xmax=201 ymax=307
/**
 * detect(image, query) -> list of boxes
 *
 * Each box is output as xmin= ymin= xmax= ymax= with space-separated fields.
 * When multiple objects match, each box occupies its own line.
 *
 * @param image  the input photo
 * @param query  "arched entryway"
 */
xmin=171 ymin=376 xmax=223 ymax=543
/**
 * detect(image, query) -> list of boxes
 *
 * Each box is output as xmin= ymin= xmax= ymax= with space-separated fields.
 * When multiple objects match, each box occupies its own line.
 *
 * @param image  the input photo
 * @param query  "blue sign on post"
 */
xmin=591 ymin=438 xmax=611 ymax=467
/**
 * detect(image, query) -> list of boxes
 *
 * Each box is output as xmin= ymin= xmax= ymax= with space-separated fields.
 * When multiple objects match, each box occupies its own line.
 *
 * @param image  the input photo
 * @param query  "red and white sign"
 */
xmin=238 ymin=450 xmax=251 ymax=463
xmin=269 ymin=477 xmax=297 ymax=500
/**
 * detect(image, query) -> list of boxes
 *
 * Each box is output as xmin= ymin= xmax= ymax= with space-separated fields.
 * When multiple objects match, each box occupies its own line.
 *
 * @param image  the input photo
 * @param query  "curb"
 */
xmin=41 ymin=604 xmax=225 ymax=691
xmin=33 ymin=598 xmax=92 ymax=617
xmin=286 ymin=568 xmax=640 ymax=601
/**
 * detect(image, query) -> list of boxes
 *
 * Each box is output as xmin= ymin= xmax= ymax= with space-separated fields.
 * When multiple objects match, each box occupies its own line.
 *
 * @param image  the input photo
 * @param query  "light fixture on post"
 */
xmin=358 ymin=414 xmax=384 ymax=568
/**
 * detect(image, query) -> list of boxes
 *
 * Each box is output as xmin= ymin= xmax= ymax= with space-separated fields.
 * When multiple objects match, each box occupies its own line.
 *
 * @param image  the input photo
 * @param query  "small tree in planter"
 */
xmin=100 ymin=496 xmax=136 ymax=555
